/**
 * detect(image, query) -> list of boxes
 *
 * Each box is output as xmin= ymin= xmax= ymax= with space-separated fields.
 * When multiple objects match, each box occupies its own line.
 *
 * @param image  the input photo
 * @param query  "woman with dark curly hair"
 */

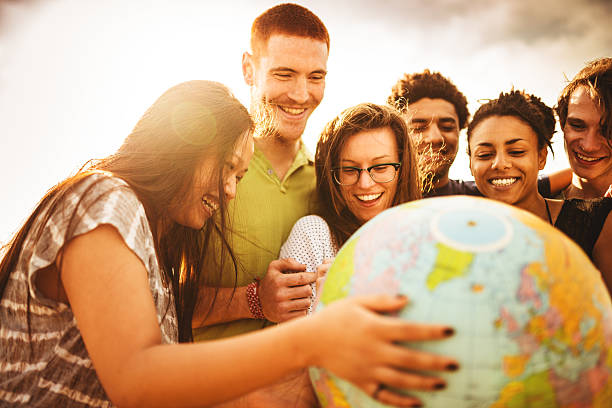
xmin=467 ymin=90 xmax=612 ymax=293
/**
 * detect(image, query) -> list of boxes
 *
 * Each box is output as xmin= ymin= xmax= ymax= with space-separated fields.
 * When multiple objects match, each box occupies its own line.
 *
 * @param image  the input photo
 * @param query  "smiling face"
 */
xmin=337 ymin=127 xmax=400 ymax=223
xmin=244 ymin=34 xmax=328 ymax=143
xmin=469 ymin=116 xmax=547 ymax=208
xmin=168 ymin=134 xmax=254 ymax=230
xmin=405 ymin=98 xmax=459 ymax=186
xmin=563 ymin=86 xmax=612 ymax=186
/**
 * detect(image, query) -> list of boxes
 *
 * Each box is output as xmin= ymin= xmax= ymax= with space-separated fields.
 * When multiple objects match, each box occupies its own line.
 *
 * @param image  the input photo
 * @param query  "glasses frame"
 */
xmin=332 ymin=162 xmax=402 ymax=186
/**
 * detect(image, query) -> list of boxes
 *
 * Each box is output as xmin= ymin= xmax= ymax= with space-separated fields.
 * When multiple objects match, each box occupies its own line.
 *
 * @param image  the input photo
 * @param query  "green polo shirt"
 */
xmin=194 ymin=142 xmax=318 ymax=341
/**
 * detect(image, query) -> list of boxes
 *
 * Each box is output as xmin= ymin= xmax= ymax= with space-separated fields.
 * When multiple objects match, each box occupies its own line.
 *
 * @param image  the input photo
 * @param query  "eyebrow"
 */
xmin=475 ymin=138 xmax=524 ymax=147
xmin=227 ymin=155 xmax=244 ymax=165
xmin=505 ymin=138 xmax=524 ymax=145
xmin=271 ymin=66 xmax=328 ymax=75
xmin=410 ymin=116 xmax=456 ymax=123
xmin=341 ymin=155 xmax=392 ymax=164
xmin=227 ymin=158 xmax=250 ymax=172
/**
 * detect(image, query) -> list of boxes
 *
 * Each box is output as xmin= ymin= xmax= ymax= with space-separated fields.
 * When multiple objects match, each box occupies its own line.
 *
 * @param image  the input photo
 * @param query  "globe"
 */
xmin=310 ymin=196 xmax=612 ymax=407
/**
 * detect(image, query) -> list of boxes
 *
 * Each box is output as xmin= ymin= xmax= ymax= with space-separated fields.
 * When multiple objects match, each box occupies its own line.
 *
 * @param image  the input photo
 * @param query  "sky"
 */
xmin=0 ymin=0 xmax=611 ymax=243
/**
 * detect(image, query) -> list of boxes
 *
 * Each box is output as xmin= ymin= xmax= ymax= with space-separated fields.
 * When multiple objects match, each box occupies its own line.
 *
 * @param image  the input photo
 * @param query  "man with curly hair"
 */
xmin=388 ymin=70 xmax=470 ymax=196
xmin=388 ymin=70 xmax=570 ymax=197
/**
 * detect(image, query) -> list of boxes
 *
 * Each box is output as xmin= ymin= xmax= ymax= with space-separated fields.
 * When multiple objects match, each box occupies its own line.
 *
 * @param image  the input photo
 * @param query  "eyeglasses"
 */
xmin=332 ymin=163 xmax=401 ymax=186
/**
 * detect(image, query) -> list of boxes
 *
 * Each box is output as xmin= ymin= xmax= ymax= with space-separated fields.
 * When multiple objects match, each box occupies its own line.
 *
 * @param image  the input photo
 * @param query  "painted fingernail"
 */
xmin=434 ymin=382 xmax=446 ymax=390
xmin=443 ymin=327 xmax=455 ymax=337
xmin=445 ymin=362 xmax=460 ymax=371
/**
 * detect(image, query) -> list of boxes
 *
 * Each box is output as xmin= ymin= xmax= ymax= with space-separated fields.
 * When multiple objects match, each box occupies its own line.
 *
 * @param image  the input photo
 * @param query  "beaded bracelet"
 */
xmin=246 ymin=280 xmax=265 ymax=319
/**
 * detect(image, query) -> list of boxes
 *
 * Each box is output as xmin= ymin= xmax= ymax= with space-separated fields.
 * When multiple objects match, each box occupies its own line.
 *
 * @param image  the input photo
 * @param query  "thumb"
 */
xmin=315 ymin=276 xmax=327 ymax=293
xmin=351 ymin=293 xmax=409 ymax=314
xmin=316 ymin=263 xmax=330 ymax=279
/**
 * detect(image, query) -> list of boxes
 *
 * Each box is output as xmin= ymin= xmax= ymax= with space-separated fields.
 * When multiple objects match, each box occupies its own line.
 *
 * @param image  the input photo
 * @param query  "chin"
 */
xmin=277 ymin=126 xmax=306 ymax=143
xmin=360 ymin=211 xmax=382 ymax=224
xmin=184 ymin=216 xmax=209 ymax=231
xmin=577 ymin=168 xmax=609 ymax=182
xmin=434 ymin=166 xmax=451 ymax=181
xmin=182 ymin=222 xmax=203 ymax=231
xmin=351 ymin=212 xmax=369 ymax=224
xmin=493 ymin=194 xmax=518 ymax=206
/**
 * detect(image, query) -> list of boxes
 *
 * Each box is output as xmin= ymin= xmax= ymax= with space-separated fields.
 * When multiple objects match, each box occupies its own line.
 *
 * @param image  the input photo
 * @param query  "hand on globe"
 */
xmin=305 ymin=294 xmax=458 ymax=407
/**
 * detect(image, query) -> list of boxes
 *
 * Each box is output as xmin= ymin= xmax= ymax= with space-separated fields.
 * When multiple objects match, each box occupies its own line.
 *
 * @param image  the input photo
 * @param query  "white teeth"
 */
xmin=201 ymin=197 xmax=219 ymax=212
xmin=576 ymin=152 xmax=601 ymax=162
xmin=357 ymin=193 xmax=382 ymax=201
xmin=490 ymin=178 xmax=518 ymax=187
xmin=280 ymin=106 xmax=306 ymax=115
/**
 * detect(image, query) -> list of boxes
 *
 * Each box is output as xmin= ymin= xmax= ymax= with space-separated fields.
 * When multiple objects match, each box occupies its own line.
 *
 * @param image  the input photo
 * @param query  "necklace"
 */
xmin=544 ymin=199 xmax=553 ymax=225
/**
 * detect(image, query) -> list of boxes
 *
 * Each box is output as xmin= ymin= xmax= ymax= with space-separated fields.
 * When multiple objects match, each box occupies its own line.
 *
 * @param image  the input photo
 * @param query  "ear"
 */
xmin=242 ymin=52 xmax=254 ymax=86
xmin=538 ymin=146 xmax=548 ymax=170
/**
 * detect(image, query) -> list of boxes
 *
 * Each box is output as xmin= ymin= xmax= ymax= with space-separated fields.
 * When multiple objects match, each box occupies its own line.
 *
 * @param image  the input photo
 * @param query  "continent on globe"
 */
xmin=426 ymin=243 xmax=473 ymax=290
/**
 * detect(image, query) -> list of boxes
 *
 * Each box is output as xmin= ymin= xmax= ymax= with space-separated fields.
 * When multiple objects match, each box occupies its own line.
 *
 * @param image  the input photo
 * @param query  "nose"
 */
xmin=421 ymin=124 xmax=445 ymax=148
xmin=224 ymin=177 xmax=237 ymax=201
xmin=492 ymin=152 xmax=511 ymax=170
xmin=287 ymin=77 xmax=309 ymax=104
xmin=579 ymin=128 xmax=605 ymax=153
xmin=356 ymin=169 xmax=376 ymax=188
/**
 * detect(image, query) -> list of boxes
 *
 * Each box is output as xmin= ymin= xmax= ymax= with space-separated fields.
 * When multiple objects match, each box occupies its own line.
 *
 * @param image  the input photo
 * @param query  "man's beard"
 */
xmin=251 ymin=98 xmax=299 ymax=146
xmin=430 ymin=162 xmax=452 ymax=184
xmin=251 ymin=98 xmax=279 ymax=139
xmin=418 ymin=147 xmax=454 ymax=191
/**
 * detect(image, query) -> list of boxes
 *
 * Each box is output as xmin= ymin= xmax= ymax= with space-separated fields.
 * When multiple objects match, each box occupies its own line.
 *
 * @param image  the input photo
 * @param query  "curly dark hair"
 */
xmin=387 ymin=69 xmax=470 ymax=129
xmin=467 ymin=90 xmax=555 ymax=155
xmin=556 ymin=57 xmax=612 ymax=143
xmin=315 ymin=103 xmax=422 ymax=248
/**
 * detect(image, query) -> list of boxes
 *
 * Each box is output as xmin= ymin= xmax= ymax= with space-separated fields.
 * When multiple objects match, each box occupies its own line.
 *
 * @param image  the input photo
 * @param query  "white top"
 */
xmin=279 ymin=215 xmax=338 ymax=313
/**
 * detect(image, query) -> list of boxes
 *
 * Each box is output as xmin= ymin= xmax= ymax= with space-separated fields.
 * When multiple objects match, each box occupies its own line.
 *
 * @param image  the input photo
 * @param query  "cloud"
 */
xmin=317 ymin=0 xmax=611 ymax=52
xmin=500 ymin=0 xmax=611 ymax=45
